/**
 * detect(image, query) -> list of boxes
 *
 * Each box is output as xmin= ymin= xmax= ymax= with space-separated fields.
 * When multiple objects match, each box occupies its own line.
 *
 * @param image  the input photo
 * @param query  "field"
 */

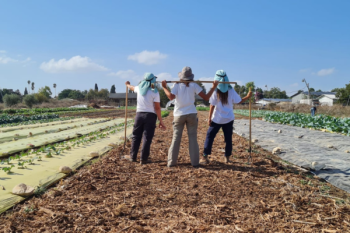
xmin=1 ymin=110 xmax=350 ymax=232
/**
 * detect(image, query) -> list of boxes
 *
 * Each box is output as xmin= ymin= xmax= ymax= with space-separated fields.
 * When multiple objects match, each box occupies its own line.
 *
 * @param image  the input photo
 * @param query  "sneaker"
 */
xmin=122 ymin=155 xmax=137 ymax=162
xmin=224 ymin=156 xmax=230 ymax=163
xmin=140 ymin=159 xmax=152 ymax=165
xmin=200 ymin=156 xmax=210 ymax=165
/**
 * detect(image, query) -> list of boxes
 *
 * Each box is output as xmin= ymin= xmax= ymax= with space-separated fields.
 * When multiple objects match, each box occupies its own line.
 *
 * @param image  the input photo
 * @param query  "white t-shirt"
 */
xmin=134 ymin=86 xmax=160 ymax=113
xmin=171 ymin=83 xmax=203 ymax=117
xmin=210 ymin=89 xmax=242 ymax=124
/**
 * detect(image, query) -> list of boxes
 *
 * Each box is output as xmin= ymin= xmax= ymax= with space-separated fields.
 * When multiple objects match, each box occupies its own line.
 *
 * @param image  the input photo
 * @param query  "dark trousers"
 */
xmin=130 ymin=112 xmax=157 ymax=161
xmin=203 ymin=120 xmax=234 ymax=157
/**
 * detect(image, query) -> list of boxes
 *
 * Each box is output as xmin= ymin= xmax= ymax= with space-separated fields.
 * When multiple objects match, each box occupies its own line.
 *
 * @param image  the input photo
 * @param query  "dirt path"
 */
xmin=1 ymin=111 xmax=350 ymax=232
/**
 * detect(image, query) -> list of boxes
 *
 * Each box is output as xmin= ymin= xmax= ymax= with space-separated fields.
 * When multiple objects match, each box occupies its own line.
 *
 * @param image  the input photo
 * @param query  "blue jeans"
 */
xmin=311 ymin=108 xmax=315 ymax=117
xmin=203 ymin=120 xmax=234 ymax=157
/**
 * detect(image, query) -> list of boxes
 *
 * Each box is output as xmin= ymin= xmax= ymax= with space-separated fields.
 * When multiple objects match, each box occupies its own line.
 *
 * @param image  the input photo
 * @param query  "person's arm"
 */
xmin=238 ymin=91 xmax=253 ymax=104
xmin=161 ymin=81 xmax=175 ymax=100
xmin=198 ymin=81 xmax=219 ymax=101
xmin=208 ymin=104 xmax=215 ymax=126
xmin=125 ymin=81 xmax=135 ymax=91
xmin=154 ymin=102 xmax=166 ymax=130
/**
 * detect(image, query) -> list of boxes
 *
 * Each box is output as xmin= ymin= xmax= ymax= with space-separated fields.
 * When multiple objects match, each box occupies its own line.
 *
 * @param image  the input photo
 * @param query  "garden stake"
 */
xmin=248 ymin=87 xmax=252 ymax=164
xmin=122 ymin=86 xmax=128 ymax=153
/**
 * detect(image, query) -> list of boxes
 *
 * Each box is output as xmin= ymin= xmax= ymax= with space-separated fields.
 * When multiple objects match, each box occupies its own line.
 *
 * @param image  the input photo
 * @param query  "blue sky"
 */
xmin=1 ymin=0 xmax=349 ymax=96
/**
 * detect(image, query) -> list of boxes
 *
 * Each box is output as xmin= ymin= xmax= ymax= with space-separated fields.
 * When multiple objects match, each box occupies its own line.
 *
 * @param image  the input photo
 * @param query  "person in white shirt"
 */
xmin=201 ymin=70 xmax=252 ymax=164
xmin=125 ymin=73 xmax=166 ymax=165
xmin=162 ymin=66 xmax=218 ymax=167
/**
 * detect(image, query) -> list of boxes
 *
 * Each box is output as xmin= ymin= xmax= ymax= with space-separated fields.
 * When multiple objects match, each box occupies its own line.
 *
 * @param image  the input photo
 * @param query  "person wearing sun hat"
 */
xmin=125 ymin=73 xmax=166 ymax=165
xmin=161 ymin=66 xmax=219 ymax=167
xmin=201 ymin=70 xmax=252 ymax=164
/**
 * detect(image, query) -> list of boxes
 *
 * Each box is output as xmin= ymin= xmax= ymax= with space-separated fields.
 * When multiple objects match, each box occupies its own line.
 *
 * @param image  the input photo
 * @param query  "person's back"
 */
xmin=134 ymin=86 xmax=159 ymax=114
xmin=172 ymin=82 xmax=202 ymax=117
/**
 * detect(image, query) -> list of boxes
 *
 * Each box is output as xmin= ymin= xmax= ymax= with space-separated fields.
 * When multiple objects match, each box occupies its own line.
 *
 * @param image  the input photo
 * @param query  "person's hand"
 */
xmin=159 ymin=121 xmax=166 ymax=130
xmin=208 ymin=119 xmax=212 ymax=126
xmin=161 ymin=80 xmax=167 ymax=88
xmin=125 ymin=81 xmax=130 ymax=85
xmin=212 ymin=80 xmax=219 ymax=88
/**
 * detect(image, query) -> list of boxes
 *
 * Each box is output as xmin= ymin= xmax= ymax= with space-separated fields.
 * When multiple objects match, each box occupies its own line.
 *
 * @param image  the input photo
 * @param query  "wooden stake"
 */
xmin=248 ymin=87 xmax=252 ymax=164
xmin=124 ymin=86 xmax=128 ymax=151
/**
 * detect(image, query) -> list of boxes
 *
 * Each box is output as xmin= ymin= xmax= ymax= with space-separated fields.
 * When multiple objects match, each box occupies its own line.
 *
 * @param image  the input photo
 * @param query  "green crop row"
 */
xmin=0 ymin=119 xmax=134 ymax=173
xmin=0 ymin=114 xmax=59 ymax=126
xmin=0 ymin=107 xmax=92 ymax=115
xmin=233 ymin=109 xmax=350 ymax=136
xmin=0 ymin=116 xmax=77 ymax=128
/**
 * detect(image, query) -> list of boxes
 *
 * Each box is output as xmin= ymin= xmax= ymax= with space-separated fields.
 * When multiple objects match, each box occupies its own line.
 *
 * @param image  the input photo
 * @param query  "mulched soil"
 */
xmin=1 ymin=111 xmax=350 ymax=232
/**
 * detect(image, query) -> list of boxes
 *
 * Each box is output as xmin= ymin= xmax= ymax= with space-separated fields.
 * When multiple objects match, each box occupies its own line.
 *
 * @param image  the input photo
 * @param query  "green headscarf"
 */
xmin=138 ymin=73 xmax=158 ymax=96
xmin=214 ymin=70 xmax=232 ymax=93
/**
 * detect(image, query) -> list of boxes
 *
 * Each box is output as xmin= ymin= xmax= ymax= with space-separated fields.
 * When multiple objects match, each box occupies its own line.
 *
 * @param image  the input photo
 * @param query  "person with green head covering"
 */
xmin=124 ymin=73 xmax=166 ymax=165
xmin=200 ymin=70 xmax=252 ymax=164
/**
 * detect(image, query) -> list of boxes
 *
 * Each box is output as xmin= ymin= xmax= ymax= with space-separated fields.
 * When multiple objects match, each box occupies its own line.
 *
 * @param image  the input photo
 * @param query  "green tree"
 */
xmin=58 ymin=89 xmax=73 ymax=99
xmin=68 ymin=90 xmax=85 ymax=99
xmin=3 ymin=94 xmax=21 ymax=107
xmin=85 ymin=89 xmax=97 ymax=100
xmin=53 ymin=83 xmax=57 ymax=98
xmin=38 ymin=86 xmax=52 ymax=99
xmin=24 ymin=87 xmax=28 ymax=95
xmin=23 ymin=94 xmax=37 ymax=108
xmin=264 ymin=87 xmax=288 ymax=99
xmin=110 ymin=85 xmax=116 ymax=93
xmin=34 ymin=93 xmax=49 ymax=103
xmin=97 ymin=89 xmax=109 ymax=99
xmin=95 ymin=83 xmax=98 ymax=92
xmin=255 ymin=87 xmax=264 ymax=100
xmin=335 ymin=82 xmax=350 ymax=104
xmin=309 ymin=88 xmax=315 ymax=92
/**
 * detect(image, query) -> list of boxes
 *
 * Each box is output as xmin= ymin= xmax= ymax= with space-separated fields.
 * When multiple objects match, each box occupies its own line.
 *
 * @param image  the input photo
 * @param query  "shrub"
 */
xmin=34 ymin=93 xmax=49 ymax=103
xmin=3 ymin=94 xmax=21 ymax=107
xmin=23 ymin=94 xmax=37 ymax=108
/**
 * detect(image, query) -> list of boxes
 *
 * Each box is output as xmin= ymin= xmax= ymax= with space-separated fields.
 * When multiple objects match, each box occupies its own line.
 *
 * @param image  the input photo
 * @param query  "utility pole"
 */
xmin=302 ymin=79 xmax=311 ymax=104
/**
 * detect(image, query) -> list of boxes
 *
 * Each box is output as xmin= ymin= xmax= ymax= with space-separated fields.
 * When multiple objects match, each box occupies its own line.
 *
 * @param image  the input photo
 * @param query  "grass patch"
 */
xmin=161 ymin=111 xmax=170 ymax=118
xmin=196 ymin=107 xmax=210 ymax=111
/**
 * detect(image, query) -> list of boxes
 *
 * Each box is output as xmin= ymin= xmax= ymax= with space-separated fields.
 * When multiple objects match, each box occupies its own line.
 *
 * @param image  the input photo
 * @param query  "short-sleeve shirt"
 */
xmin=210 ymin=89 xmax=242 ymax=124
xmin=134 ymin=86 xmax=160 ymax=113
xmin=171 ymin=83 xmax=203 ymax=116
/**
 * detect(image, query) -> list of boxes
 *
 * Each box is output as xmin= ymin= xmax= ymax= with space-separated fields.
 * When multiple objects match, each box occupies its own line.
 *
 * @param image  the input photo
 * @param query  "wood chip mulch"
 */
xmin=1 ymin=111 xmax=350 ymax=232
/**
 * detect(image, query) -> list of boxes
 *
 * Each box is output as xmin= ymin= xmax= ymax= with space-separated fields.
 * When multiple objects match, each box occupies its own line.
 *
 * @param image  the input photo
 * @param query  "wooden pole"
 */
xmin=248 ymin=87 xmax=252 ymax=164
xmin=124 ymin=86 xmax=128 ymax=150
xmin=156 ymin=80 xmax=237 ymax=84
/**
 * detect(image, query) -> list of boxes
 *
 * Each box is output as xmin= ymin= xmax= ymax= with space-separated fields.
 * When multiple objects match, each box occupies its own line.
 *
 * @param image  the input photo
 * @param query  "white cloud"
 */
xmin=317 ymin=68 xmax=335 ymax=76
xmin=290 ymin=83 xmax=298 ymax=87
xmin=107 ymin=69 xmax=140 ymax=81
xmin=0 ymin=50 xmax=6 ymax=53
xmin=0 ymin=56 xmax=18 ymax=64
xmin=40 ymin=56 xmax=108 ymax=73
xmin=128 ymin=50 xmax=167 ymax=65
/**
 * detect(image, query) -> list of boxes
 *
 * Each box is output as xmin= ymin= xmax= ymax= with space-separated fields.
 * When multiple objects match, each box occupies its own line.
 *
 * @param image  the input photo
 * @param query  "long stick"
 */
xmin=124 ymin=86 xmax=128 ymax=150
xmin=248 ymin=87 xmax=252 ymax=164
xmin=156 ymin=80 xmax=237 ymax=84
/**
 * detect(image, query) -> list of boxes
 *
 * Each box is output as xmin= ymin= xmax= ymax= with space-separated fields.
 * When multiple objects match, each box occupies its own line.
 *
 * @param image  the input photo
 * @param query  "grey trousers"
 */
xmin=168 ymin=113 xmax=199 ymax=167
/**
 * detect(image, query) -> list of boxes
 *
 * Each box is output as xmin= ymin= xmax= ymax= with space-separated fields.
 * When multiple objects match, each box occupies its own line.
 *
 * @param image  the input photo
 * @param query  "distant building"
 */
xmin=290 ymin=91 xmax=336 ymax=104
xmin=318 ymin=94 xmax=338 ymax=106
xmin=109 ymin=93 xmax=137 ymax=106
xmin=256 ymin=98 xmax=291 ymax=106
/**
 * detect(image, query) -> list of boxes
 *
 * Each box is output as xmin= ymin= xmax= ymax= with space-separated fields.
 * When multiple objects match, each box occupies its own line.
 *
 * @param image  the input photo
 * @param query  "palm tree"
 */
xmin=53 ymin=83 xmax=57 ymax=98
xmin=31 ymin=82 xmax=35 ymax=93
xmin=27 ymin=80 xmax=31 ymax=94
